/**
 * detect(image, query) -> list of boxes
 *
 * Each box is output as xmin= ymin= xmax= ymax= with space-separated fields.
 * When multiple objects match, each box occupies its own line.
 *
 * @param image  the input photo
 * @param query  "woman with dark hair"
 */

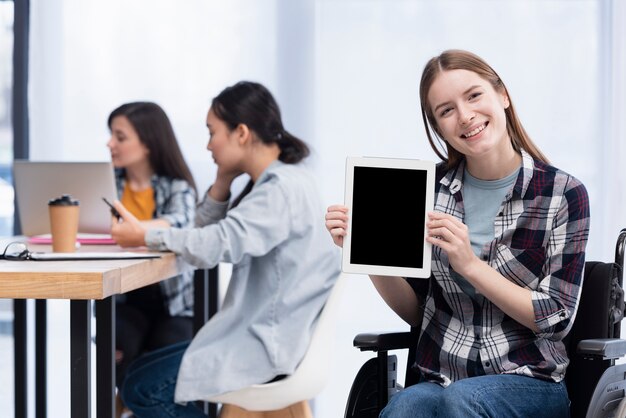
xmin=111 ymin=82 xmax=339 ymax=417
xmin=326 ymin=50 xmax=589 ymax=417
xmin=107 ymin=101 xmax=197 ymax=416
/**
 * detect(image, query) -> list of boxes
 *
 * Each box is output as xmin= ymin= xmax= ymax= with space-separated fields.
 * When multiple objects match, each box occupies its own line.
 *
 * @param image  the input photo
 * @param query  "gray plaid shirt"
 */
xmin=116 ymin=169 xmax=197 ymax=316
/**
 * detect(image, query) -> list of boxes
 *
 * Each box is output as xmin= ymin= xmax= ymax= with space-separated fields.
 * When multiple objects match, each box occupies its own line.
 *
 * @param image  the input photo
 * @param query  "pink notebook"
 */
xmin=28 ymin=234 xmax=116 ymax=245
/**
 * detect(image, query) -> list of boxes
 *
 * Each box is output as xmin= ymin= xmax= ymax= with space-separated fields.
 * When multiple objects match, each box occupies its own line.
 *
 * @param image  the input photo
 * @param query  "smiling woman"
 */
xmin=325 ymin=50 xmax=590 ymax=418
xmin=419 ymin=51 xmax=549 ymax=175
xmin=426 ymin=68 xmax=516 ymax=180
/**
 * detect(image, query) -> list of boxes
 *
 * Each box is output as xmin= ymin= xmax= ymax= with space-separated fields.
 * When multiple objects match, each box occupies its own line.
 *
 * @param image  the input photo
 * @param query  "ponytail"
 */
xmin=212 ymin=81 xmax=311 ymax=165
xmin=231 ymin=131 xmax=309 ymax=207
xmin=276 ymin=130 xmax=310 ymax=164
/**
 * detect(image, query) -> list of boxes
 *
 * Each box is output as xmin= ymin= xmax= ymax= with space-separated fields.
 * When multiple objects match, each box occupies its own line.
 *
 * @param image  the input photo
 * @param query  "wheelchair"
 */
xmin=345 ymin=229 xmax=626 ymax=418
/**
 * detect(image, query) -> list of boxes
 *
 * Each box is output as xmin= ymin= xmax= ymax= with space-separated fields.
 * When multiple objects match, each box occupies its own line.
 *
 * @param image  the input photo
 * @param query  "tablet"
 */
xmin=342 ymin=157 xmax=436 ymax=278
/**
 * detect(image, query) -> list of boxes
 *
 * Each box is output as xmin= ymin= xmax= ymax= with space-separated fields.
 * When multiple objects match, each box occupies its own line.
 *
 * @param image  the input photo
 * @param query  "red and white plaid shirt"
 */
xmin=410 ymin=150 xmax=590 ymax=386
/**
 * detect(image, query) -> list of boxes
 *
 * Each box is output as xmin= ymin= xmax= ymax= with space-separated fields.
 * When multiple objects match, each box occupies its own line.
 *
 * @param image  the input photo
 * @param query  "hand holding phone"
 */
xmin=102 ymin=197 xmax=121 ymax=220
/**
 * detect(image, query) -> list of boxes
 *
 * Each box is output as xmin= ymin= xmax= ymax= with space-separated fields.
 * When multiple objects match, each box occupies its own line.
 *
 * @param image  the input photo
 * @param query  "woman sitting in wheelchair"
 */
xmin=326 ymin=49 xmax=589 ymax=418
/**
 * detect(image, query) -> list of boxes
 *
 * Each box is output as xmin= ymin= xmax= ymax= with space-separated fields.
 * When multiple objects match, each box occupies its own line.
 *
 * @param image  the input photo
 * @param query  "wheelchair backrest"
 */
xmin=564 ymin=259 xmax=624 ymax=418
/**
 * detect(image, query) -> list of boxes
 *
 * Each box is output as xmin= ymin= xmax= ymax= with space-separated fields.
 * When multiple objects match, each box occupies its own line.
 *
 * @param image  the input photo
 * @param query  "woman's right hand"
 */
xmin=209 ymin=165 xmax=244 ymax=201
xmin=325 ymin=204 xmax=349 ymax=247
xmin=215 ymin=164 xmax=244 ymax=185
xmin=110 ymin=200 xmax=147 ymax=247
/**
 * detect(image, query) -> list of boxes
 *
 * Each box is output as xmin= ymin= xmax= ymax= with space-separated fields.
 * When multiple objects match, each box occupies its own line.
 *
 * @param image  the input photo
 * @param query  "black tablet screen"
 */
xmin=350 ymin=166 xmax=427 ymax=268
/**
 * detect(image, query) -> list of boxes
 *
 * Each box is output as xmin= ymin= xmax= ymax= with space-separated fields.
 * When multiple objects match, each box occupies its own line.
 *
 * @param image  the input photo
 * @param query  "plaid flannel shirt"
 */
xmin=116 ymin=169 xmax=197 ymax=317
xmin=410 ymin=150 xmax=590 ymax=386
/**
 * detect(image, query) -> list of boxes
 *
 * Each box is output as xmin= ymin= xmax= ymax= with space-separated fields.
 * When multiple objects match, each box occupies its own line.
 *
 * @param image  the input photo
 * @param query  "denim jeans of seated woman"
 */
xmin=121 ymin=341 xmax=208 ymax=418
xmin=380 ymin=374 xmax=570 ymax=418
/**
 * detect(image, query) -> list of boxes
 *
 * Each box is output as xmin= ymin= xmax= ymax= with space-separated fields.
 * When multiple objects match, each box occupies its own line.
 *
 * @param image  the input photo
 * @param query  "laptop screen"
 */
xmin=13 ymin=161 xmax=118 ymax=236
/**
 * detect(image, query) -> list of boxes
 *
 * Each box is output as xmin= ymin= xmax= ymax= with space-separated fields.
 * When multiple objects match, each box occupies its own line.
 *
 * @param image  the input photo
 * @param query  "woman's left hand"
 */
xmin=110 ymin=200 xmax=147 ymax=247
xmin=426 ymin=211 xmax=480 ymax=277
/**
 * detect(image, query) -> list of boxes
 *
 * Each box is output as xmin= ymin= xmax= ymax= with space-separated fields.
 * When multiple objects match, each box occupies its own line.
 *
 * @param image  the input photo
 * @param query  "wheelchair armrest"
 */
xmin=577 ymin=338 xmax=626 ymax=360
xmin=353 ymin=332 xmax=413 ymax=352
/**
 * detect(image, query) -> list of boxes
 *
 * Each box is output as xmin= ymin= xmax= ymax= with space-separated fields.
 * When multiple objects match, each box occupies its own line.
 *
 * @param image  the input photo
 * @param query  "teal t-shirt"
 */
xmin=451 ymin=167 xmax=520 ymax=299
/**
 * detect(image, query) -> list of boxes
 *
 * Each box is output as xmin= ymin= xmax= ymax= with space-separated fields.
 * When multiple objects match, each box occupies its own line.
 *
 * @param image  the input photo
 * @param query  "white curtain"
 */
xmin=27 ymin=1 xmax=626 ymax=416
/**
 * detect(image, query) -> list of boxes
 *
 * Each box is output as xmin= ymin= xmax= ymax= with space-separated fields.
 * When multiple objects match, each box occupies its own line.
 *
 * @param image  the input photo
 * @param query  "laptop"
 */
xmin=13 ymin=161 xmax=118 ymax=236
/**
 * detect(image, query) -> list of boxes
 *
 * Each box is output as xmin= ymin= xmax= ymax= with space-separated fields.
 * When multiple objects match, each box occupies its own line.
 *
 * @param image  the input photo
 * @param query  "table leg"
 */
xmin=193 ymin=268 xmax=219 ymax=417
xmin=208 ymin=267 xmax=219 ymax=319
xmin=193 ymin=269 xmax=209 ymax=335
xmin=192 ymin=267 xmax=219 ymax=333
xmin=14 ymin=299 xmax=27 ymax=418
xmin=70 ymin=300 xmax=91 ymax=418
xmin=35 ymin=299 xmax=47 ymax=418
xmin=95 ymin=297 xmax=115 ymax=418
xmin=207 ymin=268 xmax=219 ymax=418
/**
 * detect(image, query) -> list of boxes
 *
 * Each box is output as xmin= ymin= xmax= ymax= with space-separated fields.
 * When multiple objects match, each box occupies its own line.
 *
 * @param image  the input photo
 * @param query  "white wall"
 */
xmin=24 ymin=1 xmax=626 ymax=417
xmin=29 ymin=0 xmax=281 ymax=195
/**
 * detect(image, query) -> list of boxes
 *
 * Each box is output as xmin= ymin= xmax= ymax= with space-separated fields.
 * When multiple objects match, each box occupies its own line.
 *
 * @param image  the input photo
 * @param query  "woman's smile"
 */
xmin=461 ymin=122 xmax=488 ymax=140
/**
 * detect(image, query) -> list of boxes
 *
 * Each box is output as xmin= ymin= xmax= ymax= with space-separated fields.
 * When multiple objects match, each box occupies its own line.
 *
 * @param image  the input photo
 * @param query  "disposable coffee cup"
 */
xmin=48 ymin=194 xmax=80 ymax=253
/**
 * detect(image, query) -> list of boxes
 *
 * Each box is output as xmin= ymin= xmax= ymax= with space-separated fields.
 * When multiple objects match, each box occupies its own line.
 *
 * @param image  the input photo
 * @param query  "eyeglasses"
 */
xmin=1 ymin=242 xmax=31 ymax=261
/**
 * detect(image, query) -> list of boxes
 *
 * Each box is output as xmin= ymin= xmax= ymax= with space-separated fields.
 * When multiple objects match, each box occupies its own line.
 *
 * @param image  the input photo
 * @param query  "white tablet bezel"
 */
xmin=342 ymin=156 xmax=436 ymax=278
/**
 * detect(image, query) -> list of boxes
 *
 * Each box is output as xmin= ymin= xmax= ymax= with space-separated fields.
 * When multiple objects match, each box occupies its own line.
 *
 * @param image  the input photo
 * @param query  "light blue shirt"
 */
xmin=145 ymin=161 xmax=340 ymax=401
xmin=463 ymin=167 xmax=519 ymax=255
xmin=450 ymin=167 xmax=519 ymax=299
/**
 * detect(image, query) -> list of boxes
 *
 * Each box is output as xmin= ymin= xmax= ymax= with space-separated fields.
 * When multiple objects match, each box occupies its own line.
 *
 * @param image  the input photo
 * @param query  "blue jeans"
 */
xmin=380 ymin=374 xmax=570 ymax=418
xmin=121 ymin=341 xmax=208 ymax=418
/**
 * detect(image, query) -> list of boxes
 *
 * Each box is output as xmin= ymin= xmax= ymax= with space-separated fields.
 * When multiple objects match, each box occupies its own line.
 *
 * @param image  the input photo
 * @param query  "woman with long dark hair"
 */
xmin=107 ymin=102 xmax=197 ymax=416
xmin=111 ymin=82 xmax=339 ymax=417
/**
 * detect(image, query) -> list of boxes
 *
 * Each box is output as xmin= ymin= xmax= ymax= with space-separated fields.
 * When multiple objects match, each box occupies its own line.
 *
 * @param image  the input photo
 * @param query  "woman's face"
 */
xmin=427 ymin=69 xmax=511 ymax=161
xmin=107 ymin=116 xmax=150 ymax=169
xmin=205 ymin=108 xmax=244 ymax=171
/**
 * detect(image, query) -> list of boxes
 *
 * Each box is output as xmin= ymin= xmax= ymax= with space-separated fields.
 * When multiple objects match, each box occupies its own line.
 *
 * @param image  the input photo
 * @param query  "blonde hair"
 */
xmin=419 ymin=49 xmax=549 ymax=169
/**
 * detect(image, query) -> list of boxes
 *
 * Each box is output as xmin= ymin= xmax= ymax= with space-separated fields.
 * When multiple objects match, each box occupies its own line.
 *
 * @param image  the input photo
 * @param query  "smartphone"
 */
xmin=102 ymin=197 xmax=121 ymax=220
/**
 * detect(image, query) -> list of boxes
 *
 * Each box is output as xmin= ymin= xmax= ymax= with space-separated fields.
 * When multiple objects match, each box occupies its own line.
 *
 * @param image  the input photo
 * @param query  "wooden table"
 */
xmin=0 ymin=242 xmax=218 ymax=418
xmin=0 ymin=244 xmax=181 ymax=300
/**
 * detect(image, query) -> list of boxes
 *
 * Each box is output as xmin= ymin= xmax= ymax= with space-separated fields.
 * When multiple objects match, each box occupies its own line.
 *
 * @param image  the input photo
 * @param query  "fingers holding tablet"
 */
xmin=325 ymin=205 xmax=349 ymax=247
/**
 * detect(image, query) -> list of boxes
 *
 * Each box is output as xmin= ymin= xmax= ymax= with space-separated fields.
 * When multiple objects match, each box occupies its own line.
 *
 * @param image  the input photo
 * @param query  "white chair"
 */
xmin=209 ymin=275 xmax=345 ymax=418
